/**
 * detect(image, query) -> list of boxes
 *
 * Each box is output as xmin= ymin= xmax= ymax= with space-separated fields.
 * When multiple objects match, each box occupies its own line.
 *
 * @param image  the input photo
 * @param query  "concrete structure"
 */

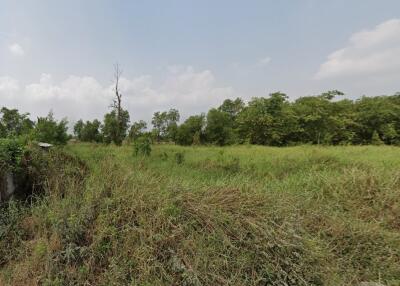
xmin=0 ymin=171 xmax=15 ymax=202
xmin=38 ymin=142 xmax=53 ymax=149
xmin=1 ymin=142 xmax=52 ymax=202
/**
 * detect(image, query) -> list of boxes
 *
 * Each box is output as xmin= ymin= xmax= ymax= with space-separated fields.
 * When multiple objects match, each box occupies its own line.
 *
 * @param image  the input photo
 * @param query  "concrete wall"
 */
xmin=0 ymin=171 xmax=15 ymax=202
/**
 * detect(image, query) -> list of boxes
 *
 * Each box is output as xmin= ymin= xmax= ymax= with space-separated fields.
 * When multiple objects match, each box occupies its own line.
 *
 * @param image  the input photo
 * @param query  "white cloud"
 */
xmin=119 ymin=66 xmax=235 ymax=119
xmin=257 ymin=56 xmax=271 ymax=67
xmin=8 ymin=43 xmax=25 ymax=56
xmin=315 ymin=19 xmax=400 ymax=79
xmin=0 ymin=77 xmax=20 ymax=99
xmin=0 ymin=66 xmax=235 ymax=124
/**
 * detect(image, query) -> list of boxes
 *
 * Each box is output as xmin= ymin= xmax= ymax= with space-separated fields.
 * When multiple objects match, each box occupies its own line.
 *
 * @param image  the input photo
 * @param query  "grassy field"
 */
xmin=1 ymin=144 xmax=400 ymax=285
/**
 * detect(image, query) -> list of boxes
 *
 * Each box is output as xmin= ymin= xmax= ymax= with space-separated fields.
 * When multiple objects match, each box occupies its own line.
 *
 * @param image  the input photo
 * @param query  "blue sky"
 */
xmin=1 ymin=0 xmax=400 ymax=123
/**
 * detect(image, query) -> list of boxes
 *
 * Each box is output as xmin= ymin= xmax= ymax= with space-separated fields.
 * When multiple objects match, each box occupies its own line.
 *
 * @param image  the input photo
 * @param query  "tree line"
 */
xmin=1 ymin=90 xmax=400 ymax=146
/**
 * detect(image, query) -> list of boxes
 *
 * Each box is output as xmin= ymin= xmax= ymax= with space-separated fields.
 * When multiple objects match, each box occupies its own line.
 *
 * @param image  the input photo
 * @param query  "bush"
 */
xmin=371 ymin=130 xmax=384 ymax=145
xmin=160 ymin=151 xmax=169 ymax=161
xmin=133 ymin=137 xmax=152 ymax=156
xmin=175 ymin=152 xmax=185 ymax=164
xmin=223 ymin=157 xmax=240 ymax=173
xmin=0 ymin=139 xmax=23 ymax=172
xmin=33 ymin=112 xmax=69 ymax=145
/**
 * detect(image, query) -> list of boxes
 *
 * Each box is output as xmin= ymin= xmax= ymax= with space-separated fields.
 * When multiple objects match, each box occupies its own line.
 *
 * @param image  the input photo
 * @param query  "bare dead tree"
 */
xmin=112 ymin=64 xmax=123 ymax=123
xmin=109 ymin=63 xmax=124 ymax=145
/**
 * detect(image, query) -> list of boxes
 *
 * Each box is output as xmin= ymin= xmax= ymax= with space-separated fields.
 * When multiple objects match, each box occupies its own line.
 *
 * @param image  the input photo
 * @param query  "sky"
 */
xmin=1 ymin=0 xmax=400 ymax=125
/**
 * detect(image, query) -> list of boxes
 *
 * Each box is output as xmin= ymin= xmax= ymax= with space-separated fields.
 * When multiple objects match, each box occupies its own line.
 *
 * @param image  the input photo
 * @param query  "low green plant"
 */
xmin=174 ymin=151 xmax=184 ymax=164
xmin=160 ymin=151 xmax=169 ymax=161
xmin=133 ymin=137 xmax=152 ymax=156
xmin=371 ymin=130 xmax=384 ymax=145
xmin=222 ymin=156 xmax=240 ymax=173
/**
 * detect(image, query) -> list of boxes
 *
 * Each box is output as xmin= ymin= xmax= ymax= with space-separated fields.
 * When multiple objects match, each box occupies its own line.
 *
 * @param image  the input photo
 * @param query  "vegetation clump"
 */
xmin=175 ymin=151 xmax=185 ymax=164
xmin=133 ymin=136 xmax=152 ymax=156
xmin=0 ymin=138 xmax=23 ymax=173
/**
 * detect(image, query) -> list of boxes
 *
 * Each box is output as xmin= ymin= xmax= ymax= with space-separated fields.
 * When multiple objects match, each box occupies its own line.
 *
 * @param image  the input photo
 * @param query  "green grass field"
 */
xmin=1 ymin=144 xmax=400 ymax=285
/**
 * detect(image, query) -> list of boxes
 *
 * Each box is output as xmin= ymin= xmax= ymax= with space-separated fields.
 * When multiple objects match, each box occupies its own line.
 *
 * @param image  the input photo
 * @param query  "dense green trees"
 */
xmin=74 ymin=119 xmax=102 ymax=142
xmin=168 ymin=91 xmax=400 ymax=147
xmin=0 ymin=109 xmax=68 ymax=145
xmin=102 ymin=110 xmax=130 ymax=145
xmin=175 ymin=114 xmax=205 ymax=145
xmin=72 ymin=113 xmax=130 ymax=145
xmin=294 ymin=93 xmax=339 ymax=145
xmin=237 ymin=92 xmax=299 ymax=145
xmin=354 ymin=95 xmax=400 ymax=145
xmin=218 ymin=98 xmax=245 ymax=120
xmin=0 ymin=107 xmax=34 ymax=138
xmin=151 ymin=109 xmax=180 ymax=142
xmin=73 ymin=120 xmax=84 ymax=140
xmin=234 ymin=91 xmax=399 ymax=146
xmin=217 ymin=91 xmax=399 ymax=146
xmin=205 ymin=108 xmax=233 ymax=146
xmin=1 ymin=91 xmax=400 ymax=147
xmin=129 ymin=120 xmax=147 ymax=141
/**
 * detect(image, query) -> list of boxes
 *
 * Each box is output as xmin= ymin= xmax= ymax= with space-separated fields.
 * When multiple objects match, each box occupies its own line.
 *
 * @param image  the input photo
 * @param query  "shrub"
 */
xmin=160 ymin=151 xmax=169 ymax=161
xmin=33 ymin=112 xmax=69 ymax=145
xmin=371 ymin=130 xmax=384 ymax=145
xmin=175 ymin=152 xmax=185 ymax=164
xmin=133 ymin=137 xmax=152 ymax=156
xmin=223 ymin=156 xmax=240 ymax=173
xmin=192 ymin=131 xmax=201 ymax=145
xmin=0 ymin=139 xmax=23 ymax=172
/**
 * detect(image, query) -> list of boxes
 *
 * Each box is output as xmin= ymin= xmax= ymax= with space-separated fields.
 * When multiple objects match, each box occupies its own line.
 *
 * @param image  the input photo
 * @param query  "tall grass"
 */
xmin=1 ymin=144 xmax=399 ymax=285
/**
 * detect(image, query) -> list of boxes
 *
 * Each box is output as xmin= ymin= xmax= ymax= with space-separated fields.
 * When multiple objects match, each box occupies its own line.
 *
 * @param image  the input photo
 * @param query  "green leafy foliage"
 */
xmin=2 ymin=90 xmax=400 ymax=149
xmin=0 ymin=138 xmax=23 ymax=172
xmin=0 ymin=107 xmax=34 ymax=138
xmin=175 ymin=114 xmax=205 ymax=145
xmin=237 ymin=92 xmax=299 ymax=145
xmin=174 ymin=151 xmax=184 ymax=164
xmin=371 ymin=130 xmax=384 ymax=145
xmin=151 ymin=109 xmax=180 ymax=142
xmin=33 ymin=112 xmax=69 ymax=145
xmin=102 ymin=109 xmax=130 ymax=145
xmin=174 ymin=91 xmax=400 ymax=146
xmin=218 ymin=97 xmax=245 ymax=120
xmin=128 ymin=120 xmax=147 ymax=141
xmin=205 ymin=108 xmax=233 ymax=146
xmin=74 ymin=119 xmax=102 ymax=142
xmin=133 ymin=136 xmax=152 ymax=156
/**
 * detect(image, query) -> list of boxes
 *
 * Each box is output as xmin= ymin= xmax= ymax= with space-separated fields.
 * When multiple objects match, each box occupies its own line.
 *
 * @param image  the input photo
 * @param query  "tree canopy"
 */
xmin=33 ymin=112 xmax=69 ymax=145
xmin=2 ymin=91 xmax=400 ymax=147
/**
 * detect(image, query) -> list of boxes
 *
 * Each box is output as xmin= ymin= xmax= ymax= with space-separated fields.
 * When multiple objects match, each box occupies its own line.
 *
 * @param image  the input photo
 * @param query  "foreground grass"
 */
xmin=1 ymin=144 xmax=400 ymax=285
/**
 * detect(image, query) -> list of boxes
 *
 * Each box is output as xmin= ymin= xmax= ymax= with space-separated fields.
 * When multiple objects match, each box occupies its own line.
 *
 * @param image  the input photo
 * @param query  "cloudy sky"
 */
xmin=1 ymin=0 xmax=400 ymax=124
